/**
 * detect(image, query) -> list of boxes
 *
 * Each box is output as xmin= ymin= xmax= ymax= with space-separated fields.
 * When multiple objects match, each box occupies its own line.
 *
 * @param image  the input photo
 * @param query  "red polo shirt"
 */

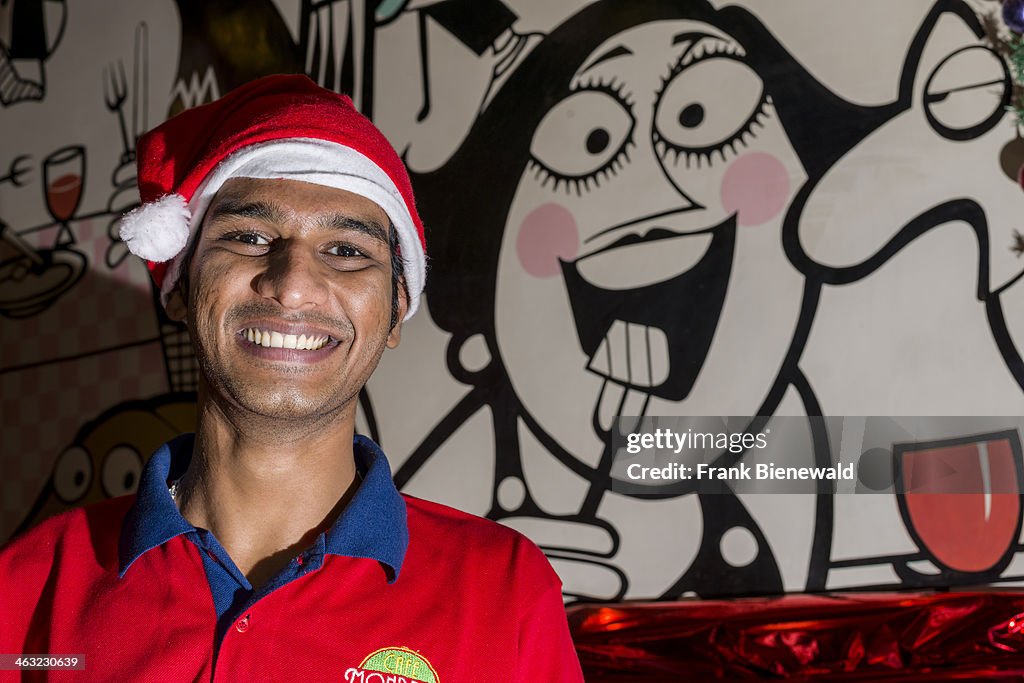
xmin=0 ymin=435 xmax=583 ymax=681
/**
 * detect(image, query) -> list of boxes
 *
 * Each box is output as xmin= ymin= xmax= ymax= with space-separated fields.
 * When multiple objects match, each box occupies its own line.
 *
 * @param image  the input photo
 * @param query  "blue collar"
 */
xmin=118 ymin=433 xmax=408 ymax=581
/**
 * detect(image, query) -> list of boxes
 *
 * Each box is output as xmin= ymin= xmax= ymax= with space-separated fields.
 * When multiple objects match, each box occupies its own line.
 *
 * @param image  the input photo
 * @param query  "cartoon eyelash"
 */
xmin=527 ymin=79 xmax=636 ymax=197
xmin=526 ymin=138 xmax=635 ymax=196
xmin=653 ymin=96 xmax=772 ymax=170
xmin=652 ymin=37 xmax=767 ymax=170
xmin=671 ymin=34 xmax=746 ymax=71
xmin=573 ymin=73 xmax=635 ymax=109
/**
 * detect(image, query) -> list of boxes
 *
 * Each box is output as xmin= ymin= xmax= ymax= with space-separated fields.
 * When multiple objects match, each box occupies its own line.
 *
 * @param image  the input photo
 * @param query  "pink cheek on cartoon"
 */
xmin=516 ymin=203 xmax=580 ymax=278
xmin=720 ymin=152 xmax=791 ymax=227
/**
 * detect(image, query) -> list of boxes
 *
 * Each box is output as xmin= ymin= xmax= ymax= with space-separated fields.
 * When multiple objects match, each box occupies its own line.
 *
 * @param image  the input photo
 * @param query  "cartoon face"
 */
xmin=796 ymin=6 xmax=1018 ymax=291
xmin=16 ymin=397 xmax=196 ymax=534
xmin=493 ymin=19 xmax=807 ymax=462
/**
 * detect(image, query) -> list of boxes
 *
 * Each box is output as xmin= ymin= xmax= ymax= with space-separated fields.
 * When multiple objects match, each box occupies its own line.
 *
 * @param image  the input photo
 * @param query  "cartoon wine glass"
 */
xmin=42 ymin=145 xmax=85 ymax=247
xmin=895 ymin=430 xmax=1024 ymax=581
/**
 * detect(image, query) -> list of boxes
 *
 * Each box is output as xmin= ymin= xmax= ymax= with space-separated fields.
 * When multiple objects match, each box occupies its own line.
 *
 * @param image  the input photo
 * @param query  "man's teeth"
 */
xmin=244 ymin=328 xmax=330 ymax=350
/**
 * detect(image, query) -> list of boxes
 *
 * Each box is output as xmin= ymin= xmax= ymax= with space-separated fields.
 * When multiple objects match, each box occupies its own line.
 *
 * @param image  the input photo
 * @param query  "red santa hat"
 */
xmin=119 ymin=74 xmax=426 ymax=319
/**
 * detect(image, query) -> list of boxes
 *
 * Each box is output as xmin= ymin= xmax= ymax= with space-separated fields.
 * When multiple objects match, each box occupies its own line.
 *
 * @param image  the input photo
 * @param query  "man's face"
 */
xmin=171 ymin=177 xmax=404 ymax=423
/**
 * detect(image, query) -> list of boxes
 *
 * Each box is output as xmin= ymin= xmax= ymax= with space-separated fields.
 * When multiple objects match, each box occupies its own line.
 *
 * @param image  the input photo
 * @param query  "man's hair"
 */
xmin=388 ymin=220 xmax=409 ymax=330
xmin=176 ymin=221 xmax=408 ymax=330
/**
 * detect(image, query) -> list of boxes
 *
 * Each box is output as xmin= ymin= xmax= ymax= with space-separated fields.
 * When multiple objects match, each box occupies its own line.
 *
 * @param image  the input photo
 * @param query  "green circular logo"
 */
xmin=359 ymin=647 xmax=438 ymax=683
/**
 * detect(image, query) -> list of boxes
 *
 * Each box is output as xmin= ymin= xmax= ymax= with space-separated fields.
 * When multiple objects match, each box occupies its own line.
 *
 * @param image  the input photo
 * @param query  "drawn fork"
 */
xmin=0 ymin=155 xmax=31 ymax=187
xmin=103 ymin=60 xmax=131 ymax=162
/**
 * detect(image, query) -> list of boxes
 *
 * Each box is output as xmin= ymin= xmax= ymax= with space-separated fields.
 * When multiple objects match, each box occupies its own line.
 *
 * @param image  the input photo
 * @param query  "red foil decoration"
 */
xmin=569 ymin=592 xmax=1024 ymax=681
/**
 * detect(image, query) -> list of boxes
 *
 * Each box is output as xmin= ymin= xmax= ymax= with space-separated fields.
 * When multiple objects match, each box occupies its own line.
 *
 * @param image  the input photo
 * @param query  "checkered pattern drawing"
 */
xmin=1 ymin=218 xmax=180 ymax=540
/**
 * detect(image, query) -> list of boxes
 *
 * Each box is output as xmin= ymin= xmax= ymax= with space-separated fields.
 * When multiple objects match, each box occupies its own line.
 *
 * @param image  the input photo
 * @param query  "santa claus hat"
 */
xmin=119 ymin=74 xmax=426 ymax=319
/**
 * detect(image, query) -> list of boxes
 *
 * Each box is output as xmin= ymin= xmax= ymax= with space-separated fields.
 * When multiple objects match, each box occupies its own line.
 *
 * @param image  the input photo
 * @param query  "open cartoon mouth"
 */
xmin=561 ymin=215 xmax=735 ymax=401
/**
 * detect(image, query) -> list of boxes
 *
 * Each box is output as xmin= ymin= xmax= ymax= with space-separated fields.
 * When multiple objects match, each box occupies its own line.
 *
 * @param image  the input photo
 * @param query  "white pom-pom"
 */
xmin=119 ymin=193 xmax=192 ymax=262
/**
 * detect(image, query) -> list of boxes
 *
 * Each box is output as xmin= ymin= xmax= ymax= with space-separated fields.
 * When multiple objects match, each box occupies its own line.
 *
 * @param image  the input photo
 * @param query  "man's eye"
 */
xmin=224 ymin=231 xmax=270 ymax=246
xmin=326 ymin=244 xmax=364 ymax=258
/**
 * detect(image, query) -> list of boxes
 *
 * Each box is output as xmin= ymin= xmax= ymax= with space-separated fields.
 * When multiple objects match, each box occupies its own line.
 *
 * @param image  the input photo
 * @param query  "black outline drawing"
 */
xmin=0 ymin=0 xmax=68 ymax=106
xmin=893 ymin=429 xmax=1024 ymax=585
xmin=397 ymin=0 xmax=1024 ymax=600
xmin=405 ymin=0 xmax=867 ymax=600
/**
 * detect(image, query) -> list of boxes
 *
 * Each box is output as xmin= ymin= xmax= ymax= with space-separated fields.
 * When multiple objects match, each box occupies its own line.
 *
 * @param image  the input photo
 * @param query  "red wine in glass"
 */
xmin=896 ymin=430 xmax=1023 ymax=577
xmin=43 ymin=145 xmax=85 ymax=246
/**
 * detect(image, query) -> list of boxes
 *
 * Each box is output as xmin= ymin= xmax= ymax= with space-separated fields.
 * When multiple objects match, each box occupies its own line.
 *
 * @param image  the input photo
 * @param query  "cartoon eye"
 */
xmin=653 ymin=57 xmax=767 ymax=167
xmin=53 ymin=446 xmax=92 ymax=503
xmin=101 ymin=446 xmax=143 ymax=497
xmin=923 ymin=45 xmax=1010 ymax=141
xmin=528 ymin=88 xmax=635 ymax=193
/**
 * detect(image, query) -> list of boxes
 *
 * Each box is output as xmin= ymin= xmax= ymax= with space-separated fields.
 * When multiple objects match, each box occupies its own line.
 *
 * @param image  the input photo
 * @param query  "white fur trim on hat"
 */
xmin=119 ymin=193 xmax=192 ymax=262
xmin=151 ymin=138 xmax=425 ymax=320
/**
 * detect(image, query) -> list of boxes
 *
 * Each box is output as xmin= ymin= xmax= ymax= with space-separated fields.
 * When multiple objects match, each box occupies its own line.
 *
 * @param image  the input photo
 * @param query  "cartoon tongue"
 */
xmin=589 ymin=319 xmax=666 ymax=435
xmin=594 ymin=379 xmax=653 ymax=436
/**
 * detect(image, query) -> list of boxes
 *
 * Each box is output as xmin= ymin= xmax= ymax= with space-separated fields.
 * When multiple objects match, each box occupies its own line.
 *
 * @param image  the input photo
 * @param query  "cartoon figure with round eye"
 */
xmin=399 ymin=0 xmax=887 ymax=601
xmin=787 ymin=2 xmax=1024 ymax=588
xmin=13 ymin=394 xmax=196 ymax=537
xmin=793 ymin=0 xmax=1024 ymax=411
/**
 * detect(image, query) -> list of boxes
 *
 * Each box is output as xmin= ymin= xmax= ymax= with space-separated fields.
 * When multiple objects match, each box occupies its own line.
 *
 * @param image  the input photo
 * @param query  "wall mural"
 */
xmin=0 ymin=0 xmax=67 ymax=106
xmin=3 ymin=0 xmax=1024 ymax=604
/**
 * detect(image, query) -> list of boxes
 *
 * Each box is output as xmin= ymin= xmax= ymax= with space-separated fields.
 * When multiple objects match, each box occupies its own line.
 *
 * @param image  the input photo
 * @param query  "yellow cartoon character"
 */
xmin=13 ymin=393 xmax=196 ymax=538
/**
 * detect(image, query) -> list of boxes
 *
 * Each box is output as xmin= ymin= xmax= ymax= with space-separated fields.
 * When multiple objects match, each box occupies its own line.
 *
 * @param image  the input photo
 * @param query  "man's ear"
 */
xmin=386 ymin=278 xmax=409 ymax=349
xmin=165 ymin=285 xmax=188 ymax=323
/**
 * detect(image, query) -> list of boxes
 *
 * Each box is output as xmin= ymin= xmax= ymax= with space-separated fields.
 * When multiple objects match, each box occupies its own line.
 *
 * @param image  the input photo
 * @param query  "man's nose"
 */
xmin=254 ymin=241 xmax=330 ymax=309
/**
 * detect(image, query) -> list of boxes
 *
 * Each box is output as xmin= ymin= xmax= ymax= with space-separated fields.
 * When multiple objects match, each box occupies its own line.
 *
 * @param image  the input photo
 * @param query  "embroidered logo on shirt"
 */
xmin=343 ymin=646 xmax=439 ymax=682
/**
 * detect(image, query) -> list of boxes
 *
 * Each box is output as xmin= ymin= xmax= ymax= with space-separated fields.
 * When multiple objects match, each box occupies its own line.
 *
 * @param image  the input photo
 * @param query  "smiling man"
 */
xmin=0 ymin=75 xmax=583 ymax=682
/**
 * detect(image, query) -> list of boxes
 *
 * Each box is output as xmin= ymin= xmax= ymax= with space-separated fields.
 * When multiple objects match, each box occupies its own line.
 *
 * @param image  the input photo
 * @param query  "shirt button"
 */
xmin=235 ymin=615 xmax=251 ymax=633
